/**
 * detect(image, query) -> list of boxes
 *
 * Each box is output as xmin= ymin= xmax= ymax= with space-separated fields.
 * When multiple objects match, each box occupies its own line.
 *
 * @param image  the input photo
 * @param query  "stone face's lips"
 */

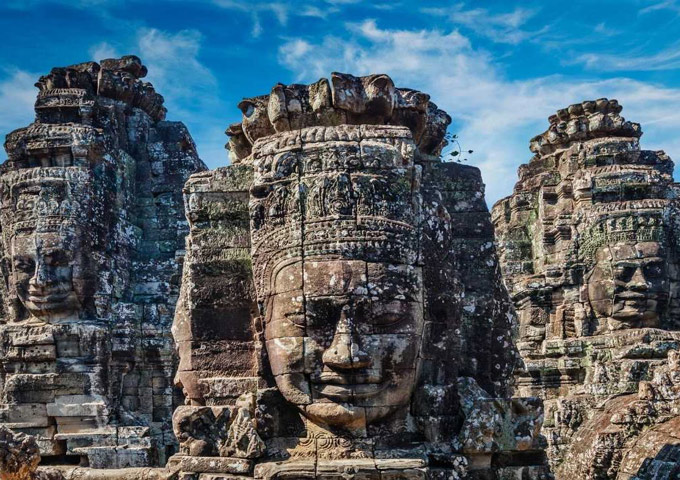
xmin=613 ymin=293 xmax=654 ymax=310
xmin=313 ymin=371 xmax=385 ymax=401
xmin=312 ymin=382 xmax=386 ymax=401
xmin=317 ymin=372 xmax=382 ymax=385
xmin=26 ymin=291 xmax=70 ymax=304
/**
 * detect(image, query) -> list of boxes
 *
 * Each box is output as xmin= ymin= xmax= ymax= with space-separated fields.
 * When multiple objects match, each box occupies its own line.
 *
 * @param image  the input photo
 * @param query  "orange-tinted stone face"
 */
xmin=11 ymin=231 xmax=82 ymax=322
xmin=265 ymin=260 xmax=423 ymax=429
xmin=586 ymin=242 xmax=668 ymax=331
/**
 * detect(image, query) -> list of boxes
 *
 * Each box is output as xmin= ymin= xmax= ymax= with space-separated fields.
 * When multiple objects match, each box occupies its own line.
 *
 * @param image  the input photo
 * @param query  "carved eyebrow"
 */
xmin=13 ymin=255 xmax=34 ymax=263
xmin=614 ymin=258 xmax=664 ymax=266
xmin=41 ymin=249 xmax=71 ymax=258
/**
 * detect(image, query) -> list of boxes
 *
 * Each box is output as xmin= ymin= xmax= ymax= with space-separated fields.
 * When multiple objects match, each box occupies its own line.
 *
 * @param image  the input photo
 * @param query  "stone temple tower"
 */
xmin=170 ymin=72 xmax=551 ymax=479
xmin=493 ymin=99 xmax=680 ymax=478
xmin=0 ymin=56 xmax=205 ymax=468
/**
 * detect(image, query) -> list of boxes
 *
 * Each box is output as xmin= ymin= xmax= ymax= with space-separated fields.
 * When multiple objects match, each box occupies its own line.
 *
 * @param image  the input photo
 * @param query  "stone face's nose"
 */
xmin=322 ymin=332 xmax=355 ymax=370
xmin=29 ymin=259 xmax=50 ymax=289
xmin=628 ymin=267 xmax=649 ymax=291
xmin=322 ymin=310 xmax=371 ymax=371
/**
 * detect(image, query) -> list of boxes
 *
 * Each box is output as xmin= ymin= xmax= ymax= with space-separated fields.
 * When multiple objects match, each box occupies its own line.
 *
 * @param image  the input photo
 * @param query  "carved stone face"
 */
xmin=265 ymin=259 xmax=423 ymax=432
xmin=586 ymin=242 xmax=668 ymax=330
xmin=10 ymin=231 xmax=82 ymax=322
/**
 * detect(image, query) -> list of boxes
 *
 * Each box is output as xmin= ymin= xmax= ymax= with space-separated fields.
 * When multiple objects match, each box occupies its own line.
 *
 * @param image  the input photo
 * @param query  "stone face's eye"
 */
xmin=45 ymin=252 xmax=69 ymax=267
xmin=286 ymin=313 xmax=306 ymax=327
xmin=371 ymin=301 xmax=414 ymax=327
xmin=372 ymin=313 xmax=406 ymax=327
xmin=305 ymin=298 xmax=341 ymax=328
xmin=644 ymin=262 xmax=664 ymax=278
xmin=613 ymin=265 xmax=634 ymax=282
xmin=13 ymin=257 xmax=34 ymax=273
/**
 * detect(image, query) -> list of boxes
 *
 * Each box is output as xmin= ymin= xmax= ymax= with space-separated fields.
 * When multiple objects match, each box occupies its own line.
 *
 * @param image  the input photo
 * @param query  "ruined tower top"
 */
xmin=0 ymin=55 xmax=204 ymax=468
xmin=528 ymin=98 xmax=641 ymax=157
xmin=225 ymin=72 xmax=452 ymax=163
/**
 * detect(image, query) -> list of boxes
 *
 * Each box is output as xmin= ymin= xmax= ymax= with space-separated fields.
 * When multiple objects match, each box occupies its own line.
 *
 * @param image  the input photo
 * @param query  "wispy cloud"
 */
xmin=277 ymin=20 xmax=680 ymax=204
xmin=422 ymin=3 xmax=545 ymax=45
xmin=574 ymin=44 xmax=680 ymax=71
xmin=5 ymin=0 xmax=120 ymax=8
xmin=640 ymin=0 xmax=680 ymax=14
xmin=137 ymin=28 xmax=216 ymax=114
xmin=89 ymin=41 xmax=119 ymax=61
xmin=212 ymin=0 xmax=290 ymax=37
xmin=593 ymin=22 xmax=620 ymax=36
xmin=134 ymin=28 xmax=223 ymax=166
xmin=211 ymin=0 xmax=393 ymax=37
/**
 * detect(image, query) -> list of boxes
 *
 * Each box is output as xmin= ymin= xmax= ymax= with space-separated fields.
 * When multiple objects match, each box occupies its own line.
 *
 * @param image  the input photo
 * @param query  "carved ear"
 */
xmin=268 ymin=84 xmax=290 ymax=132
xmin=0 ymin=256 xmax=10 ymax=291
xmin=1 ymin=257 xmax=26 ymax=322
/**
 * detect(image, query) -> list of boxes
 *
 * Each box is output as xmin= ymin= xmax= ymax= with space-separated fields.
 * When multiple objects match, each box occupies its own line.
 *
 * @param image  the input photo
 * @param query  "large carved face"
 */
xmin=586 ymin=241 xmax=668 ymax=330
xmin=10 ymin=230 xmax=82 ymax=322
xmin=265 ymin=259 xmax=424 ymax=432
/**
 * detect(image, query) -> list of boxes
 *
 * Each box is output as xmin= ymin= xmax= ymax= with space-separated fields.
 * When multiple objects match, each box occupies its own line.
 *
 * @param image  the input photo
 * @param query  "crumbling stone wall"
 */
xmin=0 ymin=56 xmax=205 ymax=468
xmin=171 ymin=72 xmax=550 ymax=479
xmin=492 ymin=99 xmax=680 ymax=478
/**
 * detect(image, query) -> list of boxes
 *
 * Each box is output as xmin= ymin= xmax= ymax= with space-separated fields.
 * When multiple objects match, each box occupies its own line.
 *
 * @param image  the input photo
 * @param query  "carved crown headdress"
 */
xmin=0 ymin=167 xmax=91 ymax=237
xmin=249 ymin=125 xmax=421 ymax=298
xmin=576 ymin=210 xmax=666 ymax=267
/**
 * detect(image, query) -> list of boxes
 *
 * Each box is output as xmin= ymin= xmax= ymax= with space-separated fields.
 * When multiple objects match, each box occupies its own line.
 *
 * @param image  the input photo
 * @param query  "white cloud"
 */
xmin=136 ymin=28 xmax=217 ymax=115
xmin=0 ymin=69 xmax=39 ymax=142
xmin=89 ymin=41 xmax=119 ymax=61
xmin=251 ymin=13 xmax=264 ymax=38
xmin=300 ymin=5 xmax=329 ymax=18
xmin=212 ymin=0 xmax=289 ymax=36
xmin=6 ymin=0 xmax=119 ymax=8
xmin=640 ymin=0 xmax=680 ymax=14
xmin=593 ymin=22 xmax=620 ymax=36
xmin=277 ymin=20 xmax=680 ymax=205
xmin=211 ymin=0 xmax=394 ymax=36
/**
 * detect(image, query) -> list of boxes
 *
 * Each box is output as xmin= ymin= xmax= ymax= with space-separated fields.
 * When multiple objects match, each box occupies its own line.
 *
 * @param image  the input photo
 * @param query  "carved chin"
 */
xmin=611 ymin=300 xmax=659 ymax=320
xmin=305 ymin=403 xmax=367 ymax=429
xmin=22 ymin=291 xmax=79 ymax=317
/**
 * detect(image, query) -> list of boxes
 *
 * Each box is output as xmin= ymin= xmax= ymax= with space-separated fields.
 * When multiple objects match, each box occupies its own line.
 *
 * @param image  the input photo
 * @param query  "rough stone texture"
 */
xmin=0 ymin=56 xmax=205 ymax=468
xmin=0 ymin=425 xmax=41 ymax=479
xmin=492 ymin=99 xmax=680 ymax=478
xmin=172 ymin=73 xmax=551 ymax=479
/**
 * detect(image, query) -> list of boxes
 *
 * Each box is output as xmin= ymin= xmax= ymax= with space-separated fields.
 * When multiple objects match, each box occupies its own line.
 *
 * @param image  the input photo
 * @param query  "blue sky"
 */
xmin=2 ymin=0 xmax=680 ymax=205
